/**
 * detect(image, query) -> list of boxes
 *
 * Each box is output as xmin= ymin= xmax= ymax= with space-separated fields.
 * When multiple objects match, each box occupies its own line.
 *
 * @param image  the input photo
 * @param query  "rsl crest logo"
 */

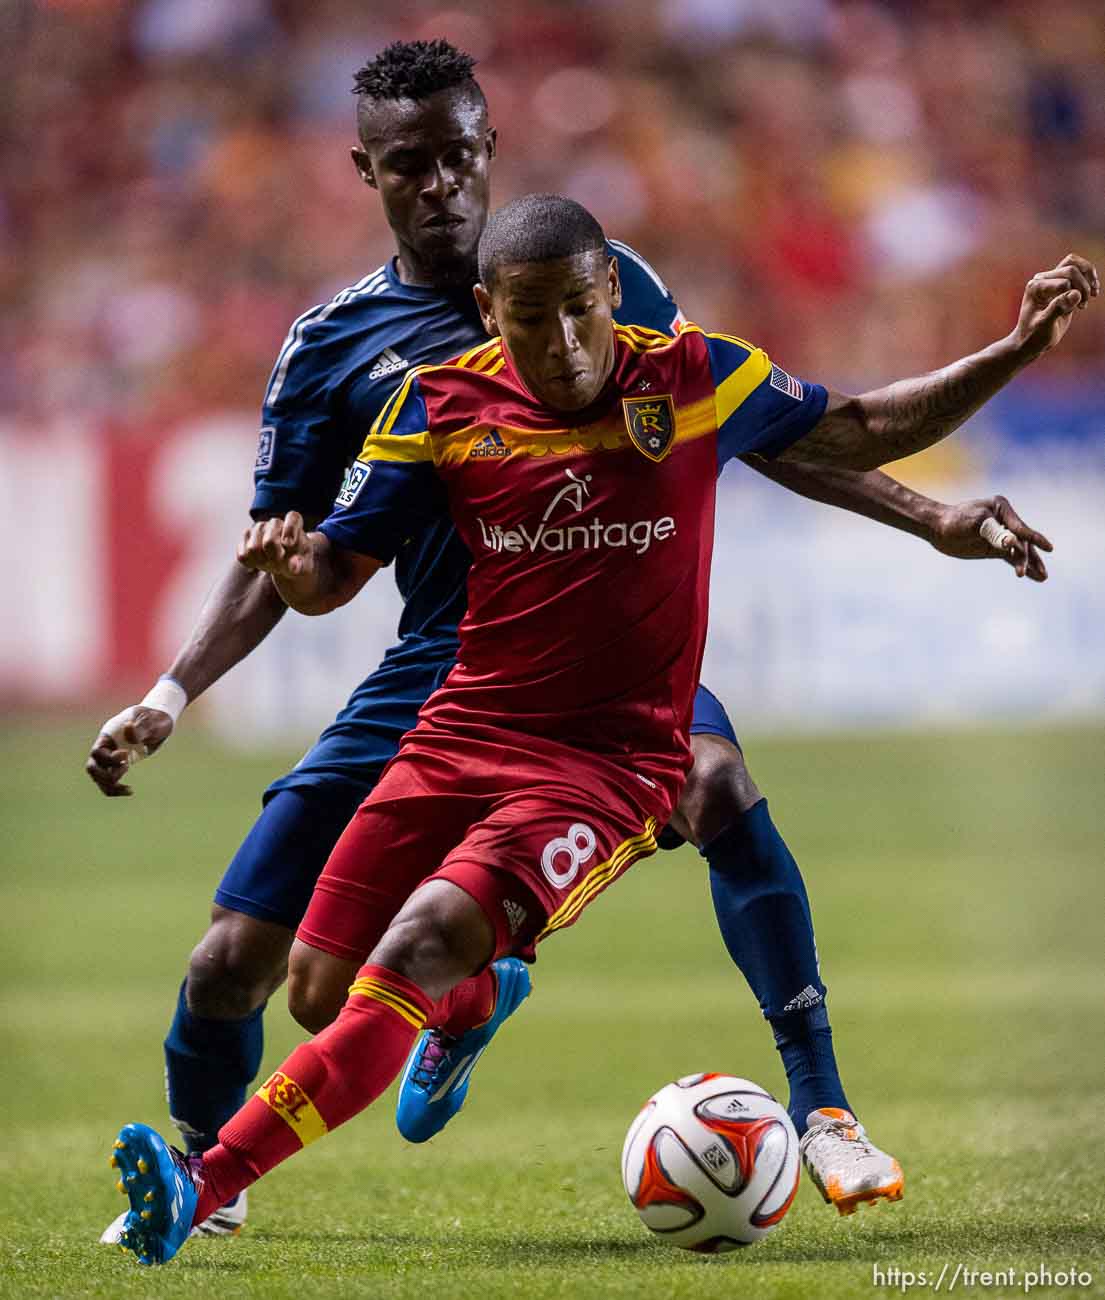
xmin=622 ymin=394 xmax=676 ymax=462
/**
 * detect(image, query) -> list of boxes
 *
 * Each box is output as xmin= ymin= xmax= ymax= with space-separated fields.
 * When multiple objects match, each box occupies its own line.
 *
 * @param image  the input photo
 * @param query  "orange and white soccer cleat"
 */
xmin=799 ymin=1108 xmax=904 ymax=1216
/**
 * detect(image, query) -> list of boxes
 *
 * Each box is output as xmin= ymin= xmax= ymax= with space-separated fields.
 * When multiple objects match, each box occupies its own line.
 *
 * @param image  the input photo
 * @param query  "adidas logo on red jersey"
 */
xmin=468 ymin=429 xmax=510 ymax=459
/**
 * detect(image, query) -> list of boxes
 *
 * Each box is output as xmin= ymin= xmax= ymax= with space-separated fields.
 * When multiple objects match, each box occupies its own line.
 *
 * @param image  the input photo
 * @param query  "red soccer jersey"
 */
xmin=320 ymin=323 xmax=826 ymax=812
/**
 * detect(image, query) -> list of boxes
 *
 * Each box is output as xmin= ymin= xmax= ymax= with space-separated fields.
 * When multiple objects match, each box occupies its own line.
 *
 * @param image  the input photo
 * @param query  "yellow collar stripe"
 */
xmin=348 ymin=977 xmax=427 ymax=1029
xmin=454 ymin=339 xmax=501 ymax=370
xmin=616 ymin=324 xmax=675 ymax=351
xmin=255 ymin=1070 xmax=329 ymax=1147
xmin=468 ymin=343 xmax=505 ymax=373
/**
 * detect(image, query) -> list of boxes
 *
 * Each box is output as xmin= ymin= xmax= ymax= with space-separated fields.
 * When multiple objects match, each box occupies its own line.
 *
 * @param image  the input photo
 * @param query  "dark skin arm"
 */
xmin=745 ymin=458 xmax=1052 ymax=580
xmin=85 ymin=513 xmax=313 ymax=797
xmin=236 ymin=511 xmax=382 ymax=615
xmin=771 ymin=254 xmax=1099 ymax=471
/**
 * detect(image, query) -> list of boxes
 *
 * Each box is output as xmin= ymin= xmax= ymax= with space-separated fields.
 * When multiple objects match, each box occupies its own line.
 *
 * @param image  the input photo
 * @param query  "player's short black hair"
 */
xmin=352 ymin=39 xmax=484 ymax=107
xmin=478 ymin=194 xmax=607 ymax=288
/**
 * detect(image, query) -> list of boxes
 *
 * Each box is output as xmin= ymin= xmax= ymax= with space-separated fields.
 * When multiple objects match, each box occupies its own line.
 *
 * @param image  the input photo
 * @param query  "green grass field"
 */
xmin=1 ymin=722 xmax=1102 ymax=1299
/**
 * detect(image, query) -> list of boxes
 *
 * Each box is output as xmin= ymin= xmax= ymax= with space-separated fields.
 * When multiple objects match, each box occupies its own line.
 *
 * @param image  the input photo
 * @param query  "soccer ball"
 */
xmin=621 ymin=1073 xmax=800 ymax=1252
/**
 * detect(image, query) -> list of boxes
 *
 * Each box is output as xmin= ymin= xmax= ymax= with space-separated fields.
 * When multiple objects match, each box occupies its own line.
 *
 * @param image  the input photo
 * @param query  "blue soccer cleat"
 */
xmin=108 ymin=1122 xmax=198 ymax=1265
xmin=396 ymin=957 xmax=532 ymax=1143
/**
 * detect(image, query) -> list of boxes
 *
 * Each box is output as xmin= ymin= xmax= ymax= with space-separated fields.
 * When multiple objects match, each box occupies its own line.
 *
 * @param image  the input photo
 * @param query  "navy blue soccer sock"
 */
xmin=163 ymin=981 xmax=266 ymax=1154
xmin=704 ymin=798 xmax=852 ymax=1134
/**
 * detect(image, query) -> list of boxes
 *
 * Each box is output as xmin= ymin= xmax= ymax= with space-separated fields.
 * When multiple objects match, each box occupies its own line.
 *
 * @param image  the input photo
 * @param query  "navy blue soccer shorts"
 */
xmin=214 ymin=678 xmax=741 ymax=930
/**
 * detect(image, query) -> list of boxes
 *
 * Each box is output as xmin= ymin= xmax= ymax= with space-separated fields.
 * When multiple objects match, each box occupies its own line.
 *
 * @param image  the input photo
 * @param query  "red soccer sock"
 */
xmin=430 ymin=966 xmax=497 ymax=1037
xmin=192 ymin=964 xmax=432 ymax=1225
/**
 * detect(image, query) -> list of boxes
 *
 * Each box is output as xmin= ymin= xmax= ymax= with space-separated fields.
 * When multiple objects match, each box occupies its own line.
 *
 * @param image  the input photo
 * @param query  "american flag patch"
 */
xmin=770 ymin=363 xmax=803 ymax=401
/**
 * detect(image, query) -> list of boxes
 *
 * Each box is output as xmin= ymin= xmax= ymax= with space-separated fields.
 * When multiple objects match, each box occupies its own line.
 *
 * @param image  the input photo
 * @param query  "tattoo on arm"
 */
xmin=779 ymin=338 xmax=1026 ymax=470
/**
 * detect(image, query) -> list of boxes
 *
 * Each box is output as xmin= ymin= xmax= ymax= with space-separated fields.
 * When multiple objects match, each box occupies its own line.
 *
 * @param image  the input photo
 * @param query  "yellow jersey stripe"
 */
xmin=360 ymin=431 xmax=434 ymax=464
xmin=539 ymin=822 xmax=657 ymax=938
xmin=454 ymin=339 xmax=500 ymax=370
xmin=674 ymin=394 xmax=717 ymax=444
xmin=370 ymin=365 xmax=424 ymax=439
xmin=624 ymin=323 xmax=670 ymax=344
xmin=255 ymin=1070 xmax=328 ymax=1147
xmin=538 ymin=818 xmax=658 ymax=939
xmin=482 ymin=355 xmax=507 ymax=376
xmin=431 ymin=394 xmax=717 ymax=467
xmin=706 ymin=329 xmax=760 ymax=354
xmin=348 ymin=978 xmax=427 ymax=1029
xmin=618 ymin=324 xmax=672 ymax=350
xmin=540 ymin=842 xmax=639 ymax=937
xmin=469 ymin=343 xmax=504 ymax=373
xmin=615 ymin=323 xmax=683 ymax=352
xmin=714 ymin=348 xmax=771 ymax=429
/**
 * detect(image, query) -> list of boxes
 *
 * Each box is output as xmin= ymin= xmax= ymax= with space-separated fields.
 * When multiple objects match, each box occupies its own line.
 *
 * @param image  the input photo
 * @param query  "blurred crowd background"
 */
xmin=2 ymin=0 xmax=1103 ymax=727
xmin=6 ymin=0 xmax=1105 ymax=427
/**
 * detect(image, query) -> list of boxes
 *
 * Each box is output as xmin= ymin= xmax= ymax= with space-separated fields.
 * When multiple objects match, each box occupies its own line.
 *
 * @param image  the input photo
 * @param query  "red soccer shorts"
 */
xmin=296 ymin=720 xmax=669 ymax=963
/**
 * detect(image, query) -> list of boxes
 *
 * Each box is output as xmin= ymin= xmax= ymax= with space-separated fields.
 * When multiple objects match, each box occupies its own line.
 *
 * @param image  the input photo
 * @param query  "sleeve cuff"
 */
xmin=318 ymin=516 xmax=398 ymax=566
xmin=755 ymin=383 xmax=829 ymax=460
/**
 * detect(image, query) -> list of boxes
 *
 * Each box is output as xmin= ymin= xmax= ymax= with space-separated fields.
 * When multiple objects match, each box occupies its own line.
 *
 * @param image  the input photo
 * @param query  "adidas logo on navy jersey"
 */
xmin=368 ymin=347 xmax=409 ymax=380
xmin=468 ymin=429 xmax=510 ymax=459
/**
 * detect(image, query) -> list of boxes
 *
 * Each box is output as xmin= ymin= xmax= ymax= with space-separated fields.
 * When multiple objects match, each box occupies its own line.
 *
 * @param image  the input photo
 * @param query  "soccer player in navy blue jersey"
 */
xmin=87 ymin=40 xmax=1068 ymax=1237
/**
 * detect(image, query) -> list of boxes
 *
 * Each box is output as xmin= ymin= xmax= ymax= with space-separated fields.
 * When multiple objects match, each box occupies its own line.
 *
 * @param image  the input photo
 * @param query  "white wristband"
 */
xmin=99 ymin=677 xmax=188 ymax=768
xmin=141 ymin=676 xmax=189 ymax=725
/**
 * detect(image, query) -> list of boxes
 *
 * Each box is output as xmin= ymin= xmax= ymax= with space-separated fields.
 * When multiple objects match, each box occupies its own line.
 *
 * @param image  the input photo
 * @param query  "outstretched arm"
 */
xmin=85 ymin=512 xmax=379 ymax=797
xmin=745 ymin=459 xmax=1051 ymax=580
xmin=774 ymin=254 xmax=1098 ymax=471
xmin=86 ymin=529 xmax=297 ymax=797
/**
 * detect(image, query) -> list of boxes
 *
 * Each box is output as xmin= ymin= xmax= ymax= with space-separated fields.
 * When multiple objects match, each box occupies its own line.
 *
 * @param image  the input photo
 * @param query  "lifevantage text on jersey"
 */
xmin=475 ymin=468 xmax=677 ymax=557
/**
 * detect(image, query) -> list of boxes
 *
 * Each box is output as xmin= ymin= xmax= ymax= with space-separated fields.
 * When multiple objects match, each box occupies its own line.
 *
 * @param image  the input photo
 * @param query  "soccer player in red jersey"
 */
xmin=106 ymin=194 xmax=1097 ymax=1264
xmin=92 ymin=45 xmax=1066 ymax=1242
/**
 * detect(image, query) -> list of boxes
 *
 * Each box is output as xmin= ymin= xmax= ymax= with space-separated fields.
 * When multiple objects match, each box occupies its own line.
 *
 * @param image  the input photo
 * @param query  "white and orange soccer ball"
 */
xmin=621 ymin=1073 xmax=800 ymax=1252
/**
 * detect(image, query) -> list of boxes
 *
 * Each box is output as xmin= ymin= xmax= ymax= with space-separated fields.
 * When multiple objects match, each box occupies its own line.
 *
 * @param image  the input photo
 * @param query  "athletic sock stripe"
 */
xmin=255 ymin=1070 xmax=328 ymax=1147
xmin=347 ymin=978 xmax=427 ymax=1029
xmin=348 ymin=977 xmax=426 ymax=1025
xmin=538 ymin=818 xmax=658 ymax=938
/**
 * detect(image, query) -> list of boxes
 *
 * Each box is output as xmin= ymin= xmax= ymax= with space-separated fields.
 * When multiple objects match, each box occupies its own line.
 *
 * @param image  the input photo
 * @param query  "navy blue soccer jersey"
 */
xmin=254 ymin=240 xmax=683 ymax=797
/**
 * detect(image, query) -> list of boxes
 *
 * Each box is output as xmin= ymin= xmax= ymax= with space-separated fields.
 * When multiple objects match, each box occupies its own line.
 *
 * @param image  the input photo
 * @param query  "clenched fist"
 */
xmin=238 ymin=511 xmax=315 ymax=580
xmin=1012 ymin=253 xmax=1099 ymax=359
